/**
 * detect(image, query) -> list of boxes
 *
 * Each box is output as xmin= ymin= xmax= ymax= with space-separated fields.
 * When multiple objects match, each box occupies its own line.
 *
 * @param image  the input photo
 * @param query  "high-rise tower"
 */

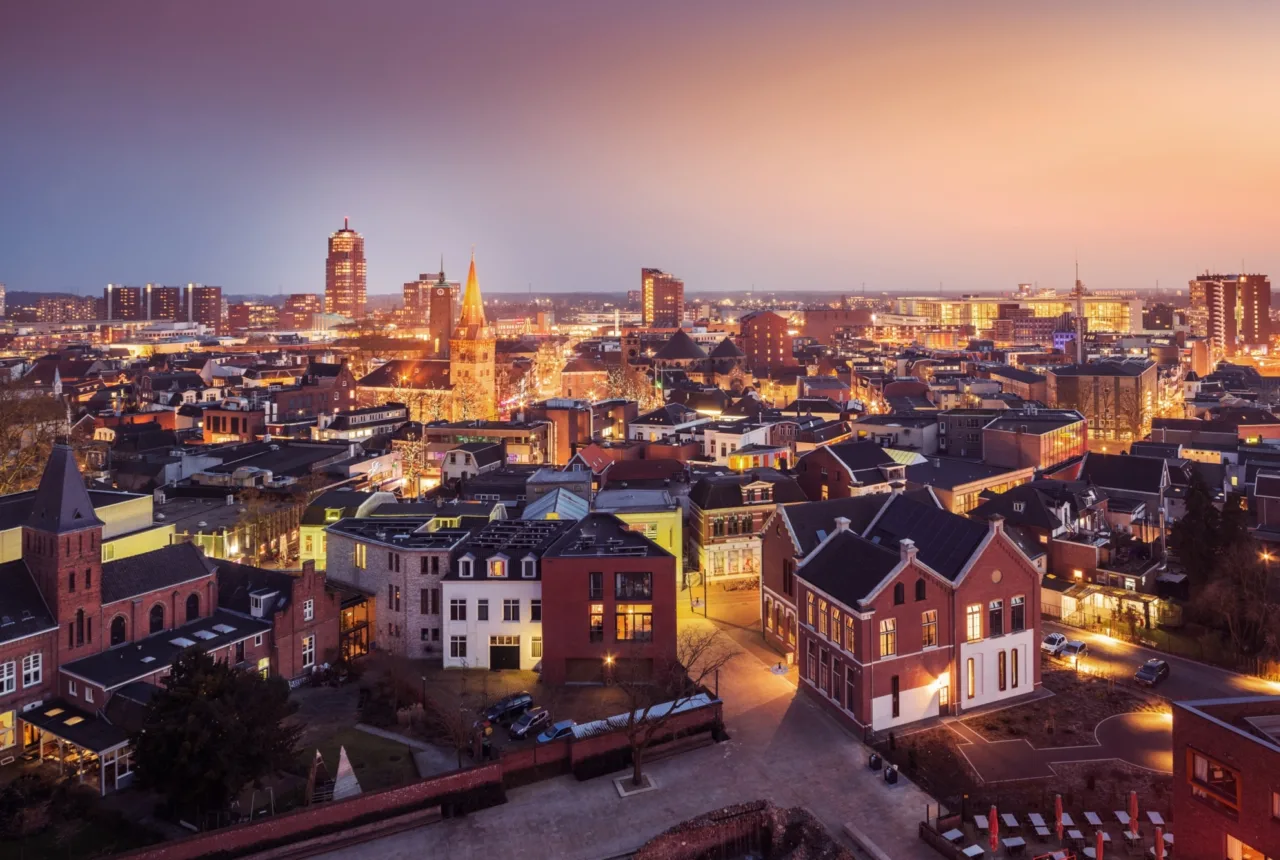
xmin=325 ymin=218 xmax=367 ymax=320
xmin=449 ymin=253 xmax=496 ymax=419
xmin=641 ymin=268 xmax=684 ymax=328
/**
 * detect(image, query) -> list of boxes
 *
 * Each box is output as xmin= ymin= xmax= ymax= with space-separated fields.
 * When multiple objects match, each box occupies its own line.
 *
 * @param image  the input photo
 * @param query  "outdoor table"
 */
xmin=1067 ymin=829 xmax=1084 ymax=847
xmin=941 ymin=828 xmax=965 ymax=845
xmin=1084 ymin=812 xmax=1103 ymax=828
xmin=1002 ymin=836 xmax=1026 ymax=856
xmin=1095 ymin=831 xmax=1111 ymax=843
xmin=1002 ymin=813 xmax=1020 ymax=830
xmin=1028 ymin=813 xmax=1046 ymax=828
xmin=1147 ymin=811 xmax=1164 ymax=827
xmin=975 ymin=816 xmax=990 ymax=831
xmin=1060 ymin=813 xmax=1075 ymax=828
xmin=1163 ymin=833 xmax=1174 ymax=846
xmin=1115 ymin=811 xmax=1131 ymax=826
xmin=1123 ymin=830 xmax=1142 ymax=847
xmin=1035 ymin=826 xmax=1051 ymax=841
xmin=962 ymin=845 xmax=985 ymax=858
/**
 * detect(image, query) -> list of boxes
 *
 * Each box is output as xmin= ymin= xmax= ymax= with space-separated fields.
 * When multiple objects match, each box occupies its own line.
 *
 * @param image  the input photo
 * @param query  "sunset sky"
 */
xmin=3 ymin=1 xmax=1279 ymax=295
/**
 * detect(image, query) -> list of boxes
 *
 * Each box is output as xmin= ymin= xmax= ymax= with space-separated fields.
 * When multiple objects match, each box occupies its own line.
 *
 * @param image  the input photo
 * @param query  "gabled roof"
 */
xmin=795 ymin=527 xmax=901 ymax=608
xmin=708 ymin=337 xmax=744 ymax=359
xmin=27 ymin=443 xmax=104 ymax=533
xmin=1079 ymin=452 xmax=1167 ymax=494
xmin=819 ymin=440 xmax=896 ymax=472
xmin=100 ymin=542 xmax=217 ymax=604
xmin=0 ymin=559 xmax=57 ymax=645
xmin=778 ymin=495 xmax=894 ymax=555
xmin=450 ymin=441 xmax=505 ymax=468
xmin=216 ymin=560 xmax=298 ymax=616
xmin=302 ymin=490 xmax=379 ymax=525
xmin=521 ymin=488 xmax=590 ymax=522
xmin=688 ymin=468 xmax=806 ymax=510
xmin=968 ymin=483 xmax=1067 ymax=531
xmin=357 ymin=359 xmax=453 ymax=390
xmin=652 ymin=330 xmax=708 ymax=361
xmin=864 ymin=494 xmax=988 ymax=581
xmin=634 ymin=403 xmax=699 ymax=426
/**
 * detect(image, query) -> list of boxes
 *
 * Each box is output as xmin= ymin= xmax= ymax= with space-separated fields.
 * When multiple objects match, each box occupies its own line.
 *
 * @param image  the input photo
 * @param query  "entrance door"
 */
xmin=489 ymin=636 xmax=520 ymax=670
xmin=938 ymin=682 xmax=949 ymax=716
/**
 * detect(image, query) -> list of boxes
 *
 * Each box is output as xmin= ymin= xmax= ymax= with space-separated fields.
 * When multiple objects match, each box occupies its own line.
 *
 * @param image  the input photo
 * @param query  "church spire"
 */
xmin=28 ymin=442 xmax=103 ymax=533
xmin=458 ymin=249 xmax=488 ymax=329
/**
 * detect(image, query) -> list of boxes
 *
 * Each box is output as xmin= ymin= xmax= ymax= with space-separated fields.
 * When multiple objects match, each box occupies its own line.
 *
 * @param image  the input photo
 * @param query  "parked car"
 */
xmin=483 ymin=692 xmax=534 ymax=724
xmin=1041 ymin=632 xmax=1069 ymax=656
xmin=1060 ymin=640 xmax=1088 ymax=659
xmin=536 ymin=719 xmax=577 ymax=744
xmin=1134 ymin=658 xmax=1170 ymax=687
xmin=509 ymin=706 xmax=552 ymax=740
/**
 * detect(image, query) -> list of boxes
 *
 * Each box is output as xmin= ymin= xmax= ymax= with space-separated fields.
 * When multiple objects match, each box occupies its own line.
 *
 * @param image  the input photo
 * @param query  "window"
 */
xmin=532 ymin=636 xmax=543 ymax=658
xmin=921 ymin=610 xmax=938 ymax=648
xmin=477 ymin=599 xmax=490 ymax=621
xmin=878 ymin=618 xmax=896 ymax=658
xmin=989 ymin=599 xmax=1003 ymax=636
xmin=845 ymin=615 xmax=856 ymax=655
xmin=302 ymin=635 xmax=315 ymax=669
xmin=967 ymin=657 xmax=976 ymax=699
xmin=806 ymin=640 xmax=817 ymax=682
xmin=615 ymin=572 xmax=653 ymax=600
xmin=588 ymin=572 xmax=603 ymax=599
xmin=186 ymin=593 xmax=200 ymax=622
xmin=305 ymin=535 xmax=314 ymax=554
xmin=616 ymin=604 xmax=653 ymax=641
xmin=20 ymin=653 xmax=41 ymax=688
xmin=522 ymin=558 xmax=536 ymax=579
xmin=420 ymin=588 xmax=430 ymax=614
xmin=1011 ymin=596 xmax=1025 ymax=632
xmin=782 ymin=559 xmax=795 ymax=597
xmin=806 ymin=592 xmax=815 ymax=626
xmin=68 ymin=571 xmax=76 ymax=592
xmin=1011 ymin=648 xmax=1019 ymax=689
xmin=450 ymin=635 xmax=467 ymax=659
xmin=818 ymin=599 xmax=829 ymax=637
xmin=830 ymin=607 xmax=842 ymax=648
xmin=530 ymin=599 xmax=542 ymax=622
xmin=450 ymin=598 xmax=467 ymax=621
xmin=255 ymin=633 xmax=263 ymax=647
xmin=489 ymin=559 xmax=506 ymax=578
xmin=110 ymin=616 xmax=127 ymax=646
xmin=0 ymin=661 xmax=14 ymax=695
xmin=998 ymin=650 xmax=1007 ymax=691
xmin=355 ymin=544 xmax=367 ymax=569
xmin=966 ymin=604 xmax=982 ymax=642
xmin=1189 ymin=749 xmax=1240 ymax=815
xmin=1272 ymin=790 xmax=1280 ymax=821
xmin=85 ymin=686 xmax=94 ymax=704
xmin=892 ymin=583 xmax=905 ymax=605
xmin=303 ymin=599 xmax=314 ymax=622
xmin=459 ymin=558 xmax=474 ymax=578
xmin=503 ymin=599 xmax=520 ymax=622
xmin=890 ymin=675 xmax=900 ymax=718
xmin=589 ymin=604 xmax=604 ymax=642
xmin=914 ymin=578 xmax=926 ymax=601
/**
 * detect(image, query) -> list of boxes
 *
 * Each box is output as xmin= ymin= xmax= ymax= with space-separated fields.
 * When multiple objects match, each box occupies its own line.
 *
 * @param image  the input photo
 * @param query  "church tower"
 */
xmin=23 ymin=442 xmax=105 ymax=661
xmin=449 ymin=252 xmax=496 ymax=420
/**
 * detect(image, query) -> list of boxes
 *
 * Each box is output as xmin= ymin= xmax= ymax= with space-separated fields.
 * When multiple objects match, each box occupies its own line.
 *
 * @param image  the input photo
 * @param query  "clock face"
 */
xmin=436 ymin=289 xmax=446 ymax=296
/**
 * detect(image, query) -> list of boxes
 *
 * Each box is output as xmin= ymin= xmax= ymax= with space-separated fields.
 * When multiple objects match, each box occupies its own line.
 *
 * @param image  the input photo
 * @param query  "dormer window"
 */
xmin=459 ymin=556 xmax=474 ymax=578
xmin=1012 ymin=502 xmax=1025 ymax=513
xmin=522 ymin=557 xmax=537 ymax=579
xmin=489 ymin=559 xmax=506 ymax=578
xmin=325 ymin=508 xmax=342 ymax=522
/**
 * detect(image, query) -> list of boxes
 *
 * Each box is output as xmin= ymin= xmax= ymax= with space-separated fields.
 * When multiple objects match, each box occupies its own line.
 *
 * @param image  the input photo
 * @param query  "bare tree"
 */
xmin=0 ymin=383 xmax=77 ymax=494
xmin=1204 ymin=540 xmax=1279 ymax=657
xmin=606 ymin=367 xmax=661 ymax=412
xmin=611 ymin=626 xmax=738 ymax=788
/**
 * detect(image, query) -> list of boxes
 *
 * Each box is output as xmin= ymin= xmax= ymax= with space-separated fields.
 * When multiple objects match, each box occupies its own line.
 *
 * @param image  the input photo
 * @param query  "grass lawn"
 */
xmin=303 ymin=727 xmax=420 ymax=793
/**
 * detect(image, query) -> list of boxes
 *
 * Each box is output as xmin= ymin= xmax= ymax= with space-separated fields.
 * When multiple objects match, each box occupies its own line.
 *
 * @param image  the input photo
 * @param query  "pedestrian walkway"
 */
xmin=944 ymin=712 xmax=1173 ymax=783
xmin=354 ymin=723 xmax=458 ymax=778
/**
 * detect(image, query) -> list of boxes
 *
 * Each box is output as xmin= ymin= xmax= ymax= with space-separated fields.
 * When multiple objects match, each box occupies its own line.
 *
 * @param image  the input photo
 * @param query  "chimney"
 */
xmin=988 ymin=514 xmax=1005 ymax=534
xmin=834 ymin=516 xmax=851 ymax=533
xmin=899 ymin=537 xmax=918 ymax=563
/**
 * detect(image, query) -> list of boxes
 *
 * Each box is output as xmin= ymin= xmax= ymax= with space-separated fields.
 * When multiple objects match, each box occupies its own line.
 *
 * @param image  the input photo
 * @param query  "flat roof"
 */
xmin=326 ymin=517 xmax=471 ymax=550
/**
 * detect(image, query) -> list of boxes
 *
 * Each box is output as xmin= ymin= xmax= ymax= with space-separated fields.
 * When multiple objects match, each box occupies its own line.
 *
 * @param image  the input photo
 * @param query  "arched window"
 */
xmin=915 ymin=578 xmax=927 ymax=602
xmin=110 ymin=615 xmax=127 ymax=647
xmin=186 ymin=593 xmax=200 ymax=622
xmin=149 ymin=604 xmax=164 ymax=634
xmin=892 ymin=583 xmax=905 ymax=605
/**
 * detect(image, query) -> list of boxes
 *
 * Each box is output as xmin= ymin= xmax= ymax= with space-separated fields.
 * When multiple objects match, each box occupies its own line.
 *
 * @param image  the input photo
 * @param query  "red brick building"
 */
xmin=1173 ymin=696 xmax=1280 ymax=860
xmin=740 ymin=310 xmax=795 ymax=370
xmin=793 ymin=493 xmax=1042 ymax=732
xmin=794 ymin=440 xmax=904 ymax=502
xmin=540 ymin=513 xmax=677 ymax=685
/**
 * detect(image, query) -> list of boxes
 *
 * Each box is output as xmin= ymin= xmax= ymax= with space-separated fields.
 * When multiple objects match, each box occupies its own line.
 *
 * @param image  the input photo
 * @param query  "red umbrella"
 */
xmin=1128 ymin=790 xmax=1139 ymax=837
xmin=1095 ymin=828 xmax=1105 ymax=860
xmin=1154 ymin=826 xmax=1165 ymax=860
xmin=1054 ymin=794 xmax=1064 ymax=842
xmin=989 ymin=806 xmax=999 ymax=854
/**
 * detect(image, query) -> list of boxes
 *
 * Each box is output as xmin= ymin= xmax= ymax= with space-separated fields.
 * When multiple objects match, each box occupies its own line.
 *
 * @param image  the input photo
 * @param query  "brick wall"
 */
xmin=270 ymin=562 xmax=342 ymax=680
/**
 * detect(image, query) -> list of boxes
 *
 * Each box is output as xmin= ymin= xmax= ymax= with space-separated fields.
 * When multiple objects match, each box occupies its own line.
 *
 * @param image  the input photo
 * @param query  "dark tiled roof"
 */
xmin=302 ymin=490 xmax=379 ymax=525
xmin=562 ymin=357 xmax=607 ymax=373
xmin=100 ymin=543 xmax=216 ymax=604
xmin=306 ymin=361 xmax=347 ymax=377
xmin=779 ymin=495 xmax=893 ymax=554
xmin=905 ymin=458 xmax=1020 ymax=490
xmin=1257 ymin=471 xmax=1280 ymax=499
xmin=1079 ymin=453 xmax=1166 ymax=494
xmin=357 ymin=359 xmax=453 ymax=390
xmin=216 ymin=560 xmax=298 ymax=616
xmin=652 ymin=330 xmax=708 ymax=361
xmin=1129 ymin=442 xmax=1182 ymax=459
xmin=820 ymin=440 xmax=896 ymax=473
xmin=708 ymin=337 xmax=744 ymax=359
xmin=448 ymin=519 xmax=576 ymax=575
xmin=783 ymin=397 xmax=845 ymax=415
xmin=688 ymin=468 xmax=806 ymax=510
xmin=968 ymin=484 xmax=1065 ymax=531
xmin=0 ymin=560 xmax=56 ymax=645
xmin=986 ymin=366 xmax=1045 ymax=385
xmin=544 ymin=512 xmax=671 ymax=559
xmin=1050 ymin=360 xmax=1153 ymax=378
xmin=796 ymin=529 xmax=901 ymax=607
xmin=27 ymin=444 xmax=105 ymax=533
xmin=634 ymin=403 xmax=698 ymax=426
xmin=864 ymin=494 xmax=988 ymax=581
xmin=451 ymin=441 xmax=506 ymax=468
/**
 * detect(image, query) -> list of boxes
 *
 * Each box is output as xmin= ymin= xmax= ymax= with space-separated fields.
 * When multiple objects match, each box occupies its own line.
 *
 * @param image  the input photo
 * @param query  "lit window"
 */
xmin=303 ymin=599 xmax=314 ymax=622
xmin=878 ymin=618 xmax=896 ymax=658
xmin=21 ymin=654 xmax=41 ymax=688
xmin=966 ymin=604 xmax=983 ymax=641
xmin=302 ymin=635 xmax=316 ymax=669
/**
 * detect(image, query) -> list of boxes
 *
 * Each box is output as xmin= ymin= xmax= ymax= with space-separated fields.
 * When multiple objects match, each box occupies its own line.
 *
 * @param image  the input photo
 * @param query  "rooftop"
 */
xmin=545 ymin=512 xmax=672 ymax=559
xmin=905 ymin=457 xmax=1026 ymax=489
xmin=327 ymin=517 xmax=471 ymax=550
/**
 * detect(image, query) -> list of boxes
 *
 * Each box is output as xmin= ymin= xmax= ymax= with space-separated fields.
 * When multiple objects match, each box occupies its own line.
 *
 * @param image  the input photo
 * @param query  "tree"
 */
xmin=1204 ymin=540 xmax=1278 ymax=656
xmin=612 ymin=626 xmax=738 ymax=788
xmin=453 ymin=378 xmax=492 ymax=421
xmin=606 ymin=367 xmax=661 ymax=412
xmin=0 ymin=383 xmax=75 ymax=495
xmin=132 ymin=648 xmax=302 ymax=821
xmin=1169 ymin=469 xmax=1221 ymax=591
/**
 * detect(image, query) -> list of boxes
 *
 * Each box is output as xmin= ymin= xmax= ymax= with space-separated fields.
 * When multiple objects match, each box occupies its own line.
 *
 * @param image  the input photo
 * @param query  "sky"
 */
xmin=3 ymin=0 xmax=1280 ymax=297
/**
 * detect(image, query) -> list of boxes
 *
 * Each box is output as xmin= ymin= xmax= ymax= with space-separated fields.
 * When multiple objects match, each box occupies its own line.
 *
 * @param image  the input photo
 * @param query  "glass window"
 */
xmin=355 ymin=544 xmax=367 ymax=569
xmin=818 ymin=599 xmax=829 ymax=637
xmin=998 ymin=650 xmax=1007 ymax=691
xmin=615 ymin=572 xmax=653 ymax=600
xmin=967 ymin=657 xmax=976 ymax=699
xmin=21 ymin=654 xmax=41 ymax=688
xmin=616 ymin=604 xmax=653 ymax=641
xmin=530 ymin=599 xmax=542 ymax=622
xmin=450 ymin=598 xmax=467 ymax=621
xmin=966 ymin=604 xmax=983 ymax=641
xmin=921 ymin=610 xmax=938 ymax=648
xmin=477 ymin=599 xmax=489 ymax=621
xmin=0 ymin=661 xmax=14 ymax=695
xmin=845 ymin=616 xmax=856 ymax=655
xmin=303 ymin=599 xmax=314 ymax=622
xmin=893 ymin=583 xmax=905 ymax=605
xmin=914 ymin=578 xmax=927 ymax=601
xmin=503 ymin=599 xmax=520 ymax=622
xmin=589 ymin=604 xmax=604 ymax=642
xmin=878 ymin=618 xmax=896 ymax=658
xmin=830 ymin=607 xmax=842 ymax=648
xmin=1011 ymin=648 xmax=1019 ymax=689
xmin=302 ymin=635 xmax=315 ymax=669
xmin=806 ymin=592 xmax=815 ymax=626
xmin=532 ymin=636 xmax=543 ymax=658
xmin=989 ymin=600 xmax=1004 ymax=636
xmin=1011 ymin=596 xmax=1025 ymax=632
xmin=450 ymin=635 xmax=467 ymax=659
xmin=588 ymin=572 xmax=603 ymax=599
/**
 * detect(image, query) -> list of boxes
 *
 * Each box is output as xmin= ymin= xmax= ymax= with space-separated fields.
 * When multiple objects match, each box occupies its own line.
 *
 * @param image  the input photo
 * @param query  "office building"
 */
xmin=325 ymin=218 xmax=367 ymax=319
xmin=641 ymin=268 xmax=684 ymax=328
xmin=894 ymin=294 xmax=1140 ymax=335
xmin=102 ymin=285 xmax=144 ymax=321
xmin=144 ymin=284 xmax=181 ymax=321
xmin=740 ymin=310 xmax=795 ymax=368
xmin=1197 ymin=274 xmax=1272 ymax=358
xmin=1046 ymin=360 xmax=1157 ymax=448
xmin=281 ymin=293 xmax=324 ymax=329
xmin=36 ymin=296 xmax=97 ymax=323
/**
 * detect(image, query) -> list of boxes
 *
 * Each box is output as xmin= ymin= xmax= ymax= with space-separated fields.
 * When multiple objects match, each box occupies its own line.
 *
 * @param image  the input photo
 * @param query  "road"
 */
xmin=1044 ymin=620 xmax=1278 ymax=701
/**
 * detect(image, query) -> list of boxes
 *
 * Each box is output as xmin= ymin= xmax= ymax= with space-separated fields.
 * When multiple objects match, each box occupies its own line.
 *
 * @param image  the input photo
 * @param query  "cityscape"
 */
xmin=3 ymin=4 xmax=1280 ymax=860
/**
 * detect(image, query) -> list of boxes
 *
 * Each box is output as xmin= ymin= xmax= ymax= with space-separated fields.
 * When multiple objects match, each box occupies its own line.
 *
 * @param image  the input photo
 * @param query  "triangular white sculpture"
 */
xmin=332 ymin=745 xmax=362 ymax=800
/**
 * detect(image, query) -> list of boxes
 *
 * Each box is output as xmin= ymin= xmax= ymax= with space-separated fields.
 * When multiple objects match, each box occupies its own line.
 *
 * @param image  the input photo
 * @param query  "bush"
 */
xmin=572 ymin=747 xmax=632 ymax=781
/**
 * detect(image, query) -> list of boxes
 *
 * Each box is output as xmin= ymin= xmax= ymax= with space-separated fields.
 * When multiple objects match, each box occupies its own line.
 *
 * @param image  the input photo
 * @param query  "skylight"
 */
xmin=193 ymin=630 xmax=217 ymax=640
xmin=212 ymin=623 xmax=236 ymax=634
xmin=170 ymin=637 xmax=196 ymax=647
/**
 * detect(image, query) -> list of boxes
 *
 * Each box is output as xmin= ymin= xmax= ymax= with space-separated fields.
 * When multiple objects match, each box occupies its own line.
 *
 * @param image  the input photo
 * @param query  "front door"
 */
xmin=938 ymin=682 xmax=949 ymax=716
xmin=489 ymin=636 xmax=520 ymax=670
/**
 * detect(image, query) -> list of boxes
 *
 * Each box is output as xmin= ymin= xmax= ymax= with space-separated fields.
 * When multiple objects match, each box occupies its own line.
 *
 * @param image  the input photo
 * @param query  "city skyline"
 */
xmin=4 ymin=1 xmax=1280 ymax=296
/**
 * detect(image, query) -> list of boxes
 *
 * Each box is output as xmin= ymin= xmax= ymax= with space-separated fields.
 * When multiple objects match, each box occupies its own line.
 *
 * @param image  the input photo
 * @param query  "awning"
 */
xmin=22 ymin=699 xmax=129 ymax=753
